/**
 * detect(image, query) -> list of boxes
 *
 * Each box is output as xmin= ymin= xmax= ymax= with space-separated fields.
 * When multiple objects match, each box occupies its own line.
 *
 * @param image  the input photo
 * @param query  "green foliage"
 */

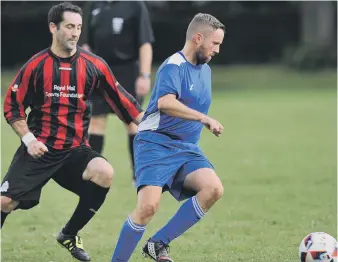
xmin=283 ymin=44 xmax=337 ymax=71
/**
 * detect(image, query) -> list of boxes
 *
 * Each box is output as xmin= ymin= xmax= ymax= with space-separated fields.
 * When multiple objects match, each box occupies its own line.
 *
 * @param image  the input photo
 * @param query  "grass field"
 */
xmin=1 ymin=65 xmax=337 ymax=262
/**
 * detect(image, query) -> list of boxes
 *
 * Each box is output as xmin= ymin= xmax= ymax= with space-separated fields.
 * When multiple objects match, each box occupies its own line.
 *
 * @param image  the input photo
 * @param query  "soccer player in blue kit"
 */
xmin=111 ymin=13 xmax=225 ymax=262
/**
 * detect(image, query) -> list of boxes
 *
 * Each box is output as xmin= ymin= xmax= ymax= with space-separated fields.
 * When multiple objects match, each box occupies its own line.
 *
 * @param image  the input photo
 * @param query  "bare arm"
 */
xmin=157 ymin=94 xmax=205 ymax=121
xmin=135 ymin=2 xmax=154 ymax=97
xmin=139 ymin=43 xmax=152 ymax=76
xmin=158 ymin=94 xmax=224 ymax=137
xmin=11 ymin=120 xmax=31 ymax=138
xmin=135 ymin=43 xmax=153 ymax=97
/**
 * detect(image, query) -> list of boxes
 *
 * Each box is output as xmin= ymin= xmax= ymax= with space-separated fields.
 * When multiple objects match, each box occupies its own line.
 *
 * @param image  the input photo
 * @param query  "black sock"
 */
xmin=62 ymin=182 xmax=110 ymax=236
xmin=1 ymin=211 xmax=10 ymax=229
xmin=128 ymin=134 xmax=136 ymax=180
xmin=89 ymin=134 xmax=104 ymax=154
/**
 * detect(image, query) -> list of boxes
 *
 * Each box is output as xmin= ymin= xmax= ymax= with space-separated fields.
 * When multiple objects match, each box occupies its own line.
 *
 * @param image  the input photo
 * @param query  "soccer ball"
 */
xmin=299 ymin=232 xmax=338 ymax=262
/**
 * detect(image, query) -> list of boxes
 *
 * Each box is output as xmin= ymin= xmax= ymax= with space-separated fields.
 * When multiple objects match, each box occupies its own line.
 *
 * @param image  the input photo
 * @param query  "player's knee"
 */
xmin=137 ymin=202 xmax=159 ymax=221
xmin=0 ymin=196 xmax=18 ymax=212
xmin=93 ymin=164 xmax=114 ymax=188
xmin=205 ymin=182 xmax=224 ymax=202
xmin=99 ymin=169 xmax=114 ymax=188
xmin=83 ymin=158 xmax=114 ymax=188
xmin=211 ymin=183 xmax=224 ymax=201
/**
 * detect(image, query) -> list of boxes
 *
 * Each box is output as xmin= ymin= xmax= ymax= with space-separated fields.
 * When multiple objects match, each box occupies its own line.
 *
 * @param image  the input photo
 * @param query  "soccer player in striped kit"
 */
xmin=1 ymin=3 xmax=143 ymax=261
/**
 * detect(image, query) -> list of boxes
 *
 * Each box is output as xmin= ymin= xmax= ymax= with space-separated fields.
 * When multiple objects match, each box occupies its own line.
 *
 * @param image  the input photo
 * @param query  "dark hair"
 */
xmin=48 ymin=2 xmax=83 ymax=27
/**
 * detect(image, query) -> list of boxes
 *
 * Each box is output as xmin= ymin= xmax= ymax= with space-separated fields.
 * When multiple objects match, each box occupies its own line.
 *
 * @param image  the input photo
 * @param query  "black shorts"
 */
xmin=90 ymin=61 xmax=143 ymax=116
xmin=0 ymin=144 xmax=104 ymax=210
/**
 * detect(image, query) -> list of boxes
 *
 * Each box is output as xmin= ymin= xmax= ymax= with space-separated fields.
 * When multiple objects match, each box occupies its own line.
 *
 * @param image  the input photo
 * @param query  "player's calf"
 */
xmin=59 ymin=156 xmax=113 ymax=257
xmin=143 ymin=170 xmax=224 ymax=251
xmin=61 ymin=158 xmax=113 ymax=237
xmin=111 ymin=186 xmax=162 ymax=261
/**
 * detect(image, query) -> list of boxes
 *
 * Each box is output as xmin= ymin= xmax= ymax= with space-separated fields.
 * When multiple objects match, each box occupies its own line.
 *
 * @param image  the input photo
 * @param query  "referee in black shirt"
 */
xmin=81 ymin=1 xmax=154 ymax=185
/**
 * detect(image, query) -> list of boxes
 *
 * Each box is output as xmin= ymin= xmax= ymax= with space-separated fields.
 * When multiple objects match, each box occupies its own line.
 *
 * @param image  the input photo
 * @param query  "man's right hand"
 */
xmin=27 ymin=140 xmax=48 ymax=158
xmin=200 ymin=116 xmax=224 ymax=137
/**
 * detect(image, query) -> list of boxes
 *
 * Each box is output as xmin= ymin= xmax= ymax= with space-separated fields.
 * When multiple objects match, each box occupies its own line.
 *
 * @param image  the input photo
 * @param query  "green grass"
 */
xmin=1 ymin=65 xmax=336 ymax=262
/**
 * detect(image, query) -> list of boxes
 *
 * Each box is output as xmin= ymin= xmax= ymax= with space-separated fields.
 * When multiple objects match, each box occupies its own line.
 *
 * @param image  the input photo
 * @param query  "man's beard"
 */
xmin=65 ymin=46 xmax=73 ymax=52
xmin=195 ymin=46 xmax=209 ymax=65
xmin=57 ymin=36 xmax=75 ymax=53
xmin=64 ymin=40 xmax=76 ymax=52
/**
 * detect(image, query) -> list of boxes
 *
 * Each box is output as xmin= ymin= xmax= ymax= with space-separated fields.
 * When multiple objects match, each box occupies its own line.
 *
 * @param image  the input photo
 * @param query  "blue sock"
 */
xmin=111 ymin=216 xmax=146 ymax=262
xmin=151 ymin=195 xmax=206 ymax=244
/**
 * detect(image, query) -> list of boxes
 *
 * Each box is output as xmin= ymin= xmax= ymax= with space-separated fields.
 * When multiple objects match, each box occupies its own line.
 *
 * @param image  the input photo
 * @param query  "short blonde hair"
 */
xmin=186 ymin=13 xmax=225 ymax=40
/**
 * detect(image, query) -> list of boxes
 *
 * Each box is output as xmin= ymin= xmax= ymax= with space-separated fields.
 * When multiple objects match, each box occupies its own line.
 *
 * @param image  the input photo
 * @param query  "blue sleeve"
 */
xmin=156 ymin=64 xmax=181 ymax=99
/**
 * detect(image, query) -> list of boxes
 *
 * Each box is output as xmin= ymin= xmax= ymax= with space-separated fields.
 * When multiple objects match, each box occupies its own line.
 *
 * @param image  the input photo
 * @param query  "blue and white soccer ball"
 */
xmin=299 ymin=232 xmax=338 ymax=262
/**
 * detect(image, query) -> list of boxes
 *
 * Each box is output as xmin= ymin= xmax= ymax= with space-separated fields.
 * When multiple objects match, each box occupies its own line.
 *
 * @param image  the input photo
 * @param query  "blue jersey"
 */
xmin=138 ymin=51 xmax=212 ymax=144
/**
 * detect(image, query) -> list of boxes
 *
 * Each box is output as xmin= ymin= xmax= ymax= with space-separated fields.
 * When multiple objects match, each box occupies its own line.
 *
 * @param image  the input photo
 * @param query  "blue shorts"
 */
xmin=134 ymin=131 xmax=214 ymax=201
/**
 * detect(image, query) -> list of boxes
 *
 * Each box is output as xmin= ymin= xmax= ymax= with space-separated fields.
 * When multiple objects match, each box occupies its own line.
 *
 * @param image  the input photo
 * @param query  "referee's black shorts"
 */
xmin=90 ymin=61 xmax=144 ymax=116
xmin=0 ymin=144 xmax=104 ymax=210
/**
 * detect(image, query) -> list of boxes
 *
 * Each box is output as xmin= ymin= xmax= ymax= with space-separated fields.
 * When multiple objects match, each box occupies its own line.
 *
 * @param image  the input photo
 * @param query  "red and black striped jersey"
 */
xmin=4 ymin=47 xmax=142 ymax=150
